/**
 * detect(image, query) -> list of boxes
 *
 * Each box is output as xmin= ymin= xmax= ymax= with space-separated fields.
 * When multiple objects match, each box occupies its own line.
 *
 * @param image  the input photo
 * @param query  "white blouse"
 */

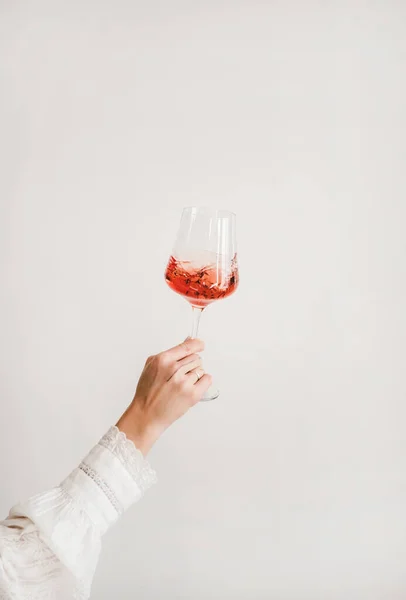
xmin=0 ymin=426 xmax=157 ymax=599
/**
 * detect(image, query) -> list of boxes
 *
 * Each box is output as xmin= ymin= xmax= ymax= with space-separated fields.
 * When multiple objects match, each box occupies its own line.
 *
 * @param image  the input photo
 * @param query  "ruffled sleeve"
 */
xmin=0 ymin=426 xmax=157 ymax=599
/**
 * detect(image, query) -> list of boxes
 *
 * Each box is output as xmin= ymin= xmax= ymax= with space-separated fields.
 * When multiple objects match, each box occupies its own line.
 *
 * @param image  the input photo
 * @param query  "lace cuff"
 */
xmin=99 ymin=426 xmax=157 ymax=494
xmin=60 ymin=426 xmax=157 ymax=534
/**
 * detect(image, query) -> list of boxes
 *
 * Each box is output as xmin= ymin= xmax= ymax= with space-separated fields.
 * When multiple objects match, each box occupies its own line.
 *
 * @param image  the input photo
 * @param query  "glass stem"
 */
xmin=190 ymin=306 xmax=203 ymax=339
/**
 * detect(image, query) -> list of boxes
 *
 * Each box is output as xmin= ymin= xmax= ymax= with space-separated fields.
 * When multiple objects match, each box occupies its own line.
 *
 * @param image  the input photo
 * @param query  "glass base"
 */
xmin=200 ymin=385 xmax=219 ymax=402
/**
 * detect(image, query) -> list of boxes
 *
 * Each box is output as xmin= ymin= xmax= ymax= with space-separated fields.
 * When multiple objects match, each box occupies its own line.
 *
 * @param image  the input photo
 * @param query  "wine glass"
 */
xmin=165 ymin=207 xmax=239 ymax=401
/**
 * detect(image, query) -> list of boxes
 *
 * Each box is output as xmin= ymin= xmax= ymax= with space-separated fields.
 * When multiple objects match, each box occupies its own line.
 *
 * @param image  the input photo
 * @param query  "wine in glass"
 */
xmin=165 ymin=207 xmax=239 ymax=401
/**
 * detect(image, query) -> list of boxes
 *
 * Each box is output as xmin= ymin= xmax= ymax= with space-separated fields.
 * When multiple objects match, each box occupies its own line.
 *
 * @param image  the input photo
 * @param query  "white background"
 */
xmin=1 ymin=1 xmax=406 ymax=598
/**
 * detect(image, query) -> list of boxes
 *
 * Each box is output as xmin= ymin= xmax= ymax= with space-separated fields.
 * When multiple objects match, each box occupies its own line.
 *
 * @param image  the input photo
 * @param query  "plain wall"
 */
xmin=1 ymin=1 xmax=406 ymax=598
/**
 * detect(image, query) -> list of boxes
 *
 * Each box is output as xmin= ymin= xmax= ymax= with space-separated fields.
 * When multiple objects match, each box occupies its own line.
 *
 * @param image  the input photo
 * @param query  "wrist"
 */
xmin=116 ymin=403 xmax=163 ymax=456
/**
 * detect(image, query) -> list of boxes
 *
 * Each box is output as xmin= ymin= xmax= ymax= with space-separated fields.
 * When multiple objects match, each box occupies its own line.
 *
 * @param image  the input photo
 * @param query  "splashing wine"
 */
xmin=165 ymin=255 xmax=239 ymax=309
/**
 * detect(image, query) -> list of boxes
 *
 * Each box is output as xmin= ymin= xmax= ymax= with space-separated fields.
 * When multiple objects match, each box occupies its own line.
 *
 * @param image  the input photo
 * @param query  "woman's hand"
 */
xmin=116 ymin=338 xmax=212 ymax=455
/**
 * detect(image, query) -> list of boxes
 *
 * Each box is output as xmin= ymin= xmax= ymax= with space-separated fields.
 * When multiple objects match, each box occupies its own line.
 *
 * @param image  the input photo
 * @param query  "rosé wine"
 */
xmin=165 ymin=254 xmax=239 ymax=308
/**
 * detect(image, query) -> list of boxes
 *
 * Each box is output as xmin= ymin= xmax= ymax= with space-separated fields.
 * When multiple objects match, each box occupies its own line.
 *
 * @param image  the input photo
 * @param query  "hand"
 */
xmin=116 ymin=338 xmax=212 ymax=455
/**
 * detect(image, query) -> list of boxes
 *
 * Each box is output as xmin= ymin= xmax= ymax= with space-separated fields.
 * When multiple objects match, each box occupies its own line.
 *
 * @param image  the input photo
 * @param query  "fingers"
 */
xmin=186 ymin=365 xmax=205 ymax=384
xmin=176 ymin=353 xmax=201 ymax=368
xmin=163 ymin=338 xmax=205 ymax=362
xmin=174 ymin=357 xmax=203 ymax=379
xmin=149 ymin=339 xmax=205 ymax=383
xmin=193 ymin=373 xmax=213 ymax=400
xmin=169 ymin=358 xmax=202 ymax=382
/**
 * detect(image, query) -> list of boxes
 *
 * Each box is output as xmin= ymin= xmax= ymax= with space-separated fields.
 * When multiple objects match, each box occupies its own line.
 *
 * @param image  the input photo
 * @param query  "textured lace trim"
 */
xmin=78 ymin=462 xmax=122 ymax=515
xmin=98 ymin=426 xmax=157 ymax=493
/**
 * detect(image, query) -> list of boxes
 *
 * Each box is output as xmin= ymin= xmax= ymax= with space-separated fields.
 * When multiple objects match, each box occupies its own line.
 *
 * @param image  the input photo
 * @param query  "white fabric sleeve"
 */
xmin=0 ymin=426 xmax=157 ymax=600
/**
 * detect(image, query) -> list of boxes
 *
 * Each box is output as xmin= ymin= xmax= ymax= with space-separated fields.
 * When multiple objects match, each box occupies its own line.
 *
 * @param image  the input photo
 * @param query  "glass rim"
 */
xmin=182 ymin=206 xmax=236 ymax=218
